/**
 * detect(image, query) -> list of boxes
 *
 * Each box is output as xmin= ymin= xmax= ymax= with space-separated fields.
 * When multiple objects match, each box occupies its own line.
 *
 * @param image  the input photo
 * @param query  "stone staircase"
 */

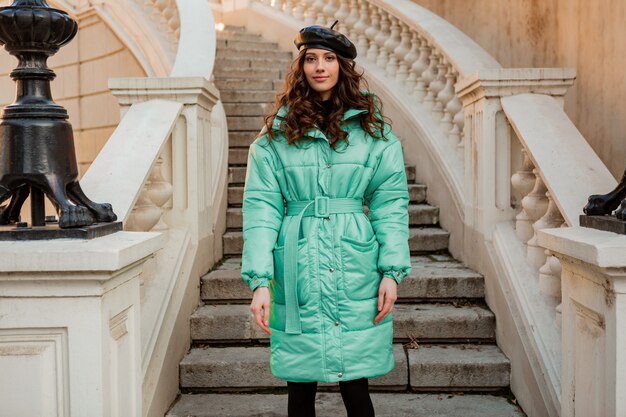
xmin=166 ymin=26 xmax=526 ymax=417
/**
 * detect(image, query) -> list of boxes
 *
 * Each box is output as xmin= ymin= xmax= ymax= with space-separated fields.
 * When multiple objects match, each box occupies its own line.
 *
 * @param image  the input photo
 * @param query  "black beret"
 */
xmin=294 ymin=24 xmax=357 ymax=59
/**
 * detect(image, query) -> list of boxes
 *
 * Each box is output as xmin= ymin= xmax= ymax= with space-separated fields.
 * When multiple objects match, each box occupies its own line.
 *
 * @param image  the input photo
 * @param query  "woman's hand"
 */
xmin=251 ymin=286 xmax=272 ymax=335
xmin=374 ymin=276 xmax=397 ymax=325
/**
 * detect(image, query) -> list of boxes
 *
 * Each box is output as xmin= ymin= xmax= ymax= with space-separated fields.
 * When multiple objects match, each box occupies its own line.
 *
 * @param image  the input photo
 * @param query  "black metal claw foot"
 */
xmin=67 ymin=181 xmax=117 ymax=223
xmin=0 ymin=184 xmax=29 ymax=224
xmin=583 ymin=169 xmax=626 ymax=215
xmin=58 ymin=204 xmax=93 ymax=228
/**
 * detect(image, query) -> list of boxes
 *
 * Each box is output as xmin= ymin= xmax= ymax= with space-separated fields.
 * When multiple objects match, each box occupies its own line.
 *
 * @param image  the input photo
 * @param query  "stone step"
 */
xmin=215 ymin=78 xmax=274 ymax=91
xmin=408 ymin=345 xmax=510 ymax=390
xmin=225 ymin=203 xmax=439 ymax=228
xmin=201 ymin=256 xmax=484 ymax=302
xmin=217 ymin=38 xmax=279 ymax=51
xmin=228 ymin=131 xmax=258 ymax=147
xmin=220 ymin=90 xmax=276 ymax=104
xmin=180 ymin=344 xmax=407 ymax=390
xmin=215 ymin=57 xmax=292 ymax=70
xmin=167 ymin=393 xmax=526 ymax=417
xmin=228 ymin=165 xmax=417 ymax=184
xmin=222 ymin=25 xmax=247 ymax=33
xmin=222 ymin=227 xmax=448 ymax=255
xmin=223 ymin=103 xmax=271 ymax=117
xmin=190 ymin=303 xmax=494 ymax=342
xmin=408 ymin=227 xmax=449 ymax=252
xmin=214 ymin=67 xmax=282 ymax=80
xmin=216 ymin=31 xmax=263 ymax=42
xmin=217 ymin=48 xmax=293 ymax=60
xmin=226 ymin=116 xmax=265 ymax=133
xmin=227 ymin=183 xmax=427 ymax=206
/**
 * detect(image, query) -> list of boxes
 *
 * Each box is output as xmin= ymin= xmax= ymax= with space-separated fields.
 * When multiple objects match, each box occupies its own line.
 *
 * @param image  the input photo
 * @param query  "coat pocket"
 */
xmin=271 ymin=237 xmax=310 ymax=306
xmin=340 ymin=234 xmax=381 ymax=300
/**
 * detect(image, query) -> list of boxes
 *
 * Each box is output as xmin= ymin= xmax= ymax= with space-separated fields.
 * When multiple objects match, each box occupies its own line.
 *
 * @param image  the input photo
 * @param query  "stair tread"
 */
xmin=167 ymin=392 xmax=525 ymax=417
xmin=190 ymin=303 xmax=495 ymax=341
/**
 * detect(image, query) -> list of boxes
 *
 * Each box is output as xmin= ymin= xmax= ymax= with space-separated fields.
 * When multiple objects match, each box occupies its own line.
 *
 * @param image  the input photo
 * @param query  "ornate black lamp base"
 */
xmin=0 ymin=220 xmax=122 ymax=240
xmin=580 ymin=215 xmax=626 ymax=235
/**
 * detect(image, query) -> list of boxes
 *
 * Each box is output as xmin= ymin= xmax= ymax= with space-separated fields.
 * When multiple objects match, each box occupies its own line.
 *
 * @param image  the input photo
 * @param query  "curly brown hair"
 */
xmin=261 ymin=49 xmax=389 ymax=148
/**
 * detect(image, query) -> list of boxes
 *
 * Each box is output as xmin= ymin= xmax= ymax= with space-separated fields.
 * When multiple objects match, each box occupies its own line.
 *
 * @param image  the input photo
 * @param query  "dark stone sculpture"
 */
xmin=581 ymin=169 xmax=626 ymax=234
xmin=0 ymin=0 xmax=117 ymax=230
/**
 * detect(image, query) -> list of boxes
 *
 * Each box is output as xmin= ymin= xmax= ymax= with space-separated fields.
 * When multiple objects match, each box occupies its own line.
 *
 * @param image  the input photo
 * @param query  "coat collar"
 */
xmin=272 ymin=105 xmax=368 ymax=142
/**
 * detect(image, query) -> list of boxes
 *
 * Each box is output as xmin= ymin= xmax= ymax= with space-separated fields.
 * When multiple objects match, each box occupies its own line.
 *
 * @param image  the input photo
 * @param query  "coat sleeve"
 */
xmin=364 ymin=133 xmax=412 ymax=285
xmin=241 ymin=139 xmax=285 ymax=293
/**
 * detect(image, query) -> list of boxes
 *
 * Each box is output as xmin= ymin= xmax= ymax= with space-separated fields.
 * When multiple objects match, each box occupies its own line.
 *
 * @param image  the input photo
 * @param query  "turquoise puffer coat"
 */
xmin=241 ymin=102 xmax=412 ymax=383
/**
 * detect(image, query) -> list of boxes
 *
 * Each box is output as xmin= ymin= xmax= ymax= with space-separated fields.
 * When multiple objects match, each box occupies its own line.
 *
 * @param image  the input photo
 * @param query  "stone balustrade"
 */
xmin=254 ymin=0 xmax=498 ymax=166
xmin=136 ymin=0 xmax=180 ymax=47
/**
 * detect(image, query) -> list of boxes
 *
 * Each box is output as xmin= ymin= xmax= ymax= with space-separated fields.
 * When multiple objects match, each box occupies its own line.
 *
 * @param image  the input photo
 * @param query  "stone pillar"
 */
xmin=0 ymin=232 xmax=163 ymax=417
xmin=455 ymin=68 xmax=575 ymax=246
xmin=538 ymin=226 xmax=626 ymax=417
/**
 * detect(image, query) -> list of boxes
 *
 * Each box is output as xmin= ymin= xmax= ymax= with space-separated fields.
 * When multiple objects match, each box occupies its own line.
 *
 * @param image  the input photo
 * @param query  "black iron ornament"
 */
xmin=581 ymin=170 xmax=626 ymax=234
xmin=0 ymin=0 xmax=118 ymax=232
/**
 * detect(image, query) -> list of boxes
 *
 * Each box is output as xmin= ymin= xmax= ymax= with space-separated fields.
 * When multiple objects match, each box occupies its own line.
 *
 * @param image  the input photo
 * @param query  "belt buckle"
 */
xmin=314 ymin=196 xmax=330 ymax=217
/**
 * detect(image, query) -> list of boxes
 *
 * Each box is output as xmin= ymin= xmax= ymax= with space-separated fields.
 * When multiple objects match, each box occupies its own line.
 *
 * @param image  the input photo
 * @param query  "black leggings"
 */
xmin=287 ymin=377 xmax=375 ymax=417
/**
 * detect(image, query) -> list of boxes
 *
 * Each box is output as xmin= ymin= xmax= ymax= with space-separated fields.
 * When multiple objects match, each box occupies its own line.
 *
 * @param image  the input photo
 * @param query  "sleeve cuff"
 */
xmin=381 ymin=268 xmax=409 ymax=284
xmin=247 ymin=275 xmax=272 ymax=293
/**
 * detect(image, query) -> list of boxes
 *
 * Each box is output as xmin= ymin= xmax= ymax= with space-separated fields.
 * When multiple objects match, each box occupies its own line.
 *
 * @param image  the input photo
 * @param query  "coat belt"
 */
xmin=283 ymin=196 xmax=364 ymax=334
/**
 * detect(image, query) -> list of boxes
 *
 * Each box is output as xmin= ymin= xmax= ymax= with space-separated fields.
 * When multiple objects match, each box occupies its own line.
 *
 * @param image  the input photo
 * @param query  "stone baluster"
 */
xmin=414 ymin=48 xmax=437 ymax=100
xmin=126 ymin=188 xmax=161 ymax=232
xmin=395 ymin=25 xmax=415 ymax=84
xmin=405 ymin=35 xmax=427 ymax=90
xmin=365 ymin=6 xmax=380 ymax=62
xmin=313 ymin=0 xmax=326 ymax=25
xmin=536 ymin=193 xmax=565 ymax=289
xmin=384 ymin=15 xmax=402 ymax=76
xmin=147 ymin=156 xmax=173 ymax=231
xmin=322 ymin=0 xmax=337 ymax=24
xmin=435 ymin=62 xmax=456 ymax=123
xmin=425 ymin=53 xmax=447 ymax=110
xmin=293 ymin=0 xmax=305 ymax=19
xmin=524 ymin=171 xmax=549 ymax=266
xmin=345 ymin=0 xmax=360 ymax=40
xmin=511 ymin=151 xmax=537 ymax=243
xmin=374 ymin=10 xmax=391 ymax=68
xmin=452 ymin=99 xmax=465 ymax=155
xmin=353 ymin=0 xmax=370 ymax=55
xmin=443 ymin=70 xmax=461 ymax=133
xmin=304 ymin=0 xmax=317 ymax=24
xmin=283 ymin=0 xmax=294 ymax=15
xmin=334 ymin=0 xmax=349 ymax=32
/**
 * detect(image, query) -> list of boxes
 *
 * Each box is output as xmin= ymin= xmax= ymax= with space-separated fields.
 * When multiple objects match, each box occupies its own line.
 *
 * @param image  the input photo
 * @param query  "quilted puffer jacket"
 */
xmin=241 ymin=101 xmax=412 ymax=383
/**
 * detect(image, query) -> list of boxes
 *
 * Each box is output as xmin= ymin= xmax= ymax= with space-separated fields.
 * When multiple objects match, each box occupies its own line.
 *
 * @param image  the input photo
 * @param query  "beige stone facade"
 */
xmin=413 ymin=0 xmax=626 ymax=179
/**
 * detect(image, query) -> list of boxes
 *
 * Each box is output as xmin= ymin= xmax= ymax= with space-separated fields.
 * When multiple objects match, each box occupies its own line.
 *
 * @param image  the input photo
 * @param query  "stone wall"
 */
xmin=414 ymin=0 xmax=626 ymax=179
xmin=0 ymin=8 xmax=146 ymax=176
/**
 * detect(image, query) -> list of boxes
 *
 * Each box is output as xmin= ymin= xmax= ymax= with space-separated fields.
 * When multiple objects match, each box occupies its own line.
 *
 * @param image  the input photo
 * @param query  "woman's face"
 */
xmin=303 ymin=48 xmax=340 ymax=101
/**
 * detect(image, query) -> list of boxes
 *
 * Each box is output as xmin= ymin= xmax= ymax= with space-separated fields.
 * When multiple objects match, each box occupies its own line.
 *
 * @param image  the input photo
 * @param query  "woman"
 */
xmin=240 ymin=22 xmax=411 ymax=417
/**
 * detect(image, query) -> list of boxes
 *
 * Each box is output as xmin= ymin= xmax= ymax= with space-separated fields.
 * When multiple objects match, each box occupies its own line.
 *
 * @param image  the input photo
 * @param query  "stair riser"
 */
xmin=217 ymin=39 xmax=279 ymax=51
xmin=226 ymin=206 xmax=439 ymax=228
xmin=217 ymin=32 xmax=263 ymax=41
xmin=229 ymin=132 xmax=258 ymax=148
xmin=228 ymin=184 xmax=426 ymax=206
xmin=217 ymin=49 xmax=293 ymax=60
xmin=190 ymin=306 xmax=494 ymax=342
xmin=228 ymin=166 xmax=416 ymax=184
xmin=226 ymin=117 xmax=265 ymax=133
xmin=202 ymin=273 xmax=485 ymax=301
xmin=223 ymin=232 xmax=448 ymax=255
xmin=215 ymin=79 xmax=274 ymax=91
xmin=409 ymin=347 xmax=510 ymax=389
xmin=224 ymin=103 xmax=271 ymax=117
xmin=180 ymin=345 xmax=406 ymax=390
xmin=221 ymin=90 xmax=276 ymax=103
xmin=215 ymin=57 xmax=292 ymax=70
xmin=214 ymin=68 xmax=282 ymax=79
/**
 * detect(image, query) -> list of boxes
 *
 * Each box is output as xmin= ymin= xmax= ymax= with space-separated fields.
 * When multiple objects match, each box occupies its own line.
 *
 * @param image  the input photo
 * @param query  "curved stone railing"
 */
xmin=213 ymin=1 xmax=618 ymax=416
